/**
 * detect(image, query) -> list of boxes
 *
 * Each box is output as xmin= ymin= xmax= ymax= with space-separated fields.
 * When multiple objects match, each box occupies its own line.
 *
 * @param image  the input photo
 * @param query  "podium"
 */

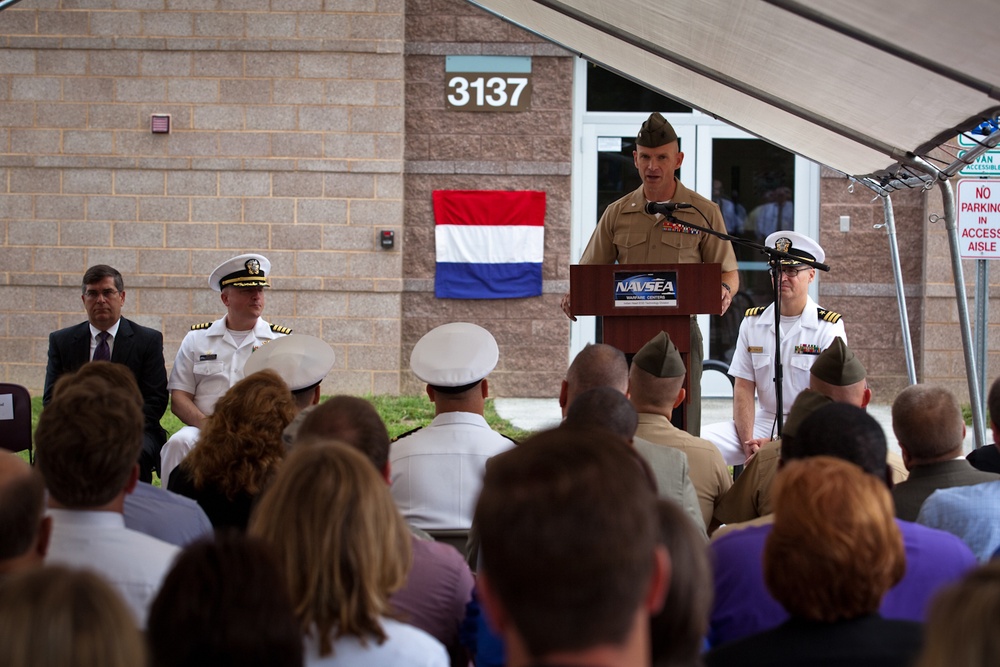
xmin=569 ymin=263 xmax=722 ymax=430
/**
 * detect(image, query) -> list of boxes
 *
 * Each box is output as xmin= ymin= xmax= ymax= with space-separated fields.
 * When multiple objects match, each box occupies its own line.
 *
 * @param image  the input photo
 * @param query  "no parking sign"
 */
xmin=957 ymin=178 xmax=1000 ymax=259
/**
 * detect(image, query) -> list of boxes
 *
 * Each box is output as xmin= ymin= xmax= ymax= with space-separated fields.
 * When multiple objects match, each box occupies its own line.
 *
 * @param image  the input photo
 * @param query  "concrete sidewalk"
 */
xmin=494 ymin=397 xmax=978 ymax=457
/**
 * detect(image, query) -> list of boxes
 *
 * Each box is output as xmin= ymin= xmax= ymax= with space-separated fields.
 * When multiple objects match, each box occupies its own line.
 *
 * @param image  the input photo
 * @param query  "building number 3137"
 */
xmin=446 ymin=75 xmax=532 ymax=111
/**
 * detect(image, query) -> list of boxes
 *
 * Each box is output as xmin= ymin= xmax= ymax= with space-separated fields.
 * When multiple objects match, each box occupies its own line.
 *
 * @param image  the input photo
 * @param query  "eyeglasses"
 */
xmin=774 ymin=265 xmax=812 ymax=278
xmin=84 ymin=289 xmax=120 ymax=300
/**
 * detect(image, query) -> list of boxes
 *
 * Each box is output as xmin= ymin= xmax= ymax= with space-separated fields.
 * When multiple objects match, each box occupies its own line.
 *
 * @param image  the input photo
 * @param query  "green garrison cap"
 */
xmin=636 ymin=112 xmax=678 ymax=148
xmin=633 ymin=331 xmax=686 ymax=378
xmin=809 ymin=337 xmax=866 ymax=386
xmin=782 ymin=389 xmax=834 ymax=439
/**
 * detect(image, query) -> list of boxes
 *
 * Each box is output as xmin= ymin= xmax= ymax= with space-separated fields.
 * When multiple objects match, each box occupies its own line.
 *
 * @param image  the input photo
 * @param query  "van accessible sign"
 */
xmin=957 ymin=179 xmax=1000 ymax=259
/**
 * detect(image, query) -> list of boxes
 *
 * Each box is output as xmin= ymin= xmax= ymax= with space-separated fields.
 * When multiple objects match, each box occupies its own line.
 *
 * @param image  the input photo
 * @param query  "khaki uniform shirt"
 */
xmin=635 ymin=412 xmax=732 ymax=529
xmin=580 ymin=179 xmax=738 ymax=271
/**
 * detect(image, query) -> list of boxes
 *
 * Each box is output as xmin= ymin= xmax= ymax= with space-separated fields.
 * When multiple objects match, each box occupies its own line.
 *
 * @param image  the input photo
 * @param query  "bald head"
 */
xmin=0 ymin=453 xmax=49 ymax=573
xmin=561 ymin=344 xmax=629 ymax=415
xmin=809 ymin=375 xmax=870 ymax=407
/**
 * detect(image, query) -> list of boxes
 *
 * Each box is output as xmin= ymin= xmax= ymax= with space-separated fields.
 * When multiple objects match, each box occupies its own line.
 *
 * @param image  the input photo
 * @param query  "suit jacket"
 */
xmin=44 ymin=318 xmax=168 ymax=445
xmin=892 ymin=458 xmax=999 ymax=521
xmin=633 ymin=436 xmax=708 ymax=540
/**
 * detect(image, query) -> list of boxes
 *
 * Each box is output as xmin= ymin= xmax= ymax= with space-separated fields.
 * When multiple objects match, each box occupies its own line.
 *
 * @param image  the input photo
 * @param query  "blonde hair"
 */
xmin=764 ymin=456 xmax=905 ymax=622
xmin=918 ymin=561 xmax=1000 ymax=667
xmin=185 ymin=369 xmax=296 ymax=499
xmin=0 ymin=565 xmax=146 ymax=667
xmin=249 ymin=440 xmax=412 ymax=657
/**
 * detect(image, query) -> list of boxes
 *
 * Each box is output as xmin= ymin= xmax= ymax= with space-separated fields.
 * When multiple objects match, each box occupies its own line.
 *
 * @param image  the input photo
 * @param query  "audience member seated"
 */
xmin=629 ymin=331 xmax=732 ymax=531
xmin=706 ymin=457 xmax=922 ymax=667
xmin=0 ymin=565 xmax=146 ymax=667
xmin=168 ymin=369 xmax=296 ymax=531
xmin=475 ymin=428 xmax=667 ymax=667
xmin=391 ymin=323 xmax=515 ymax=532
xmin=650 ymin=498 xmax=713 ymax=667
xmin=916 ymin=561 xmax=1000 ymax=667
xmin=250 ymin=441 xmax=448 ymax=666
xmin=36 ymin=374 xmax=179 ymax=627
xmin=916 ymin=478 xmax=1000 ymax=562
xmin=52 ymin=361 xmax=212 ymax=547
xmin=0 ymin=452 xmax=50 ymax=576
xmin=147 ymin=533 xmax=302 ymax=667
xmin=294 ymin=395 xmax=475 ymax=666
xmin=709 ymin=402 xmax=976 ymax=647
xmin=967 ymin=376 xmax=1000 ymax=473
xmin=891 ymin=384 xmax=998 ymax=521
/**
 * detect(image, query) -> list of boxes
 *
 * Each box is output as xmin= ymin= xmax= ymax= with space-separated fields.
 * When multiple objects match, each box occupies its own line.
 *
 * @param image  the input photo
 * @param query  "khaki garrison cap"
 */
xmin=810 ymin=337 xmax=866 ymax=386
xmin=633 ymin=331 xmax=686 ymax=379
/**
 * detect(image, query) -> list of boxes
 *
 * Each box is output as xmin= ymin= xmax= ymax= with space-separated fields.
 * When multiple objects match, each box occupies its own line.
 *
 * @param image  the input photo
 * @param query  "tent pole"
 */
xmin=881 ymin=195 xmax=917 ymax=385
xmin=940 ymin=179 xmax=987 ymax=449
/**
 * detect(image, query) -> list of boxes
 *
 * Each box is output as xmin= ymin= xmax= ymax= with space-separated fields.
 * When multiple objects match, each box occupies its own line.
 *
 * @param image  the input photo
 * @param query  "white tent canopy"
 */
xmin=465 ymin=0 xmax=1000 ymax=444
xmin=466 ymin=0 xmax=1000 ymax=188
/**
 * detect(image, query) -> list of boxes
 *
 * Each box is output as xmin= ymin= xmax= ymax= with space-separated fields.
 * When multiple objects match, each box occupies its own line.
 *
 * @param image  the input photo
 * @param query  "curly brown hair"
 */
xmin=184 ymin=370 xmax=296 ymax=500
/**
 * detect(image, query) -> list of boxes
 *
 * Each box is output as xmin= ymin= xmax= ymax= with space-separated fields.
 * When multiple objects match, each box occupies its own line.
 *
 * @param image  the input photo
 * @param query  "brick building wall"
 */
xmin=401 ymin=0 xmax=573 ymax=397
xmin=0 ymin=2 xmax=407 ymax=395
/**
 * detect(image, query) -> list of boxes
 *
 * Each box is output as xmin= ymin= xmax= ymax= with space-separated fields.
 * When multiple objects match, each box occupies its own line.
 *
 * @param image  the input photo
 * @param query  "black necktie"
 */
xmin=94 ymin=331 xmax=111 ymax=362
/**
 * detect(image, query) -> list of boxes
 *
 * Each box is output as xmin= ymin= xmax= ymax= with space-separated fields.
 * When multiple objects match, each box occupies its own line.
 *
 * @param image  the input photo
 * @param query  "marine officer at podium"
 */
xmin=561 ymin=112 xmax=739 ymax=435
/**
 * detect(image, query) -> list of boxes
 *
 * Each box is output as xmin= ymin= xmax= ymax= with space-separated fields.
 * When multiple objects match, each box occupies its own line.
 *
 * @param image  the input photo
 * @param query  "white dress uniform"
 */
xmin=160 ymin=316 xmax=289 ymax=485
xmin=390 ymin=412 xmax=515 ymax=530
xmin=702 ymin=294 xmax=846 ymax=465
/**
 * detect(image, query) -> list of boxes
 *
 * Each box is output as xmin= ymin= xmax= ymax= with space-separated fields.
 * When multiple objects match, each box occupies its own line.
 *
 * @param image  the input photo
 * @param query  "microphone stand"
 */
xmin=662 ymin=207 xmax=828 ymax=437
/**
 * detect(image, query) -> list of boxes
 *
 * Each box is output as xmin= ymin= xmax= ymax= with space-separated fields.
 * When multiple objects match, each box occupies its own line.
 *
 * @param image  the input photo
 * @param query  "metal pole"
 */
xmin=881 ymin=195 xmax=917 ymax=385
xmin=976 ymin=259 xmax=990 ymax=427
xmin=940 ymin=180 xmax=987 ymax=449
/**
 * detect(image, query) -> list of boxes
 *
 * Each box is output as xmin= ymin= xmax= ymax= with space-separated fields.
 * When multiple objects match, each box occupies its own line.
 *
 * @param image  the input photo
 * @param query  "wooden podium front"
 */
xmin=569 ymin=263 xmax=722 ymax=429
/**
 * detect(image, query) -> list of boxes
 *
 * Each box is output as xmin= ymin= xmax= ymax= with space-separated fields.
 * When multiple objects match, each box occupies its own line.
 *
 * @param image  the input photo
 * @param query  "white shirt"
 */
xmin=728 ymin=295 xmax=847 ymax=418
xmin=389 ymin=412 xmax=515 ymax=530
xmin=167 ymin=316 xmax=285 ymax=416
xmin=45 ymin=508 xmax=180 ymax=628
xmin=305 ymin=618 xmax=448 ymax=667
xmin=88 ymin=318 xmax=121 ymax=360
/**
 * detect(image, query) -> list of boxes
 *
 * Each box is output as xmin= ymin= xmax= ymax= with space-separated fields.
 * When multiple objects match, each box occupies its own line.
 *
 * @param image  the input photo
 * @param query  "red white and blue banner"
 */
xmin=432 ymin=190 xmax=546 ymax=299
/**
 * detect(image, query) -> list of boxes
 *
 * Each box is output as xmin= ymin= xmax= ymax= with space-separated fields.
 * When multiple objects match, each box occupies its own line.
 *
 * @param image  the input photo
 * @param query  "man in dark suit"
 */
xmin=891 ymin=383 xmax=999 ymax=521
xmin=43 ymin=265 xmax=168 ymax=482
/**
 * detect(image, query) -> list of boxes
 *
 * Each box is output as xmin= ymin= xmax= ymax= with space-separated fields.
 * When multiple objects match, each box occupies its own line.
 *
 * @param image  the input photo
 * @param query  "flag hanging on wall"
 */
xmin=432 ymin=189 xmax=546 ymax=299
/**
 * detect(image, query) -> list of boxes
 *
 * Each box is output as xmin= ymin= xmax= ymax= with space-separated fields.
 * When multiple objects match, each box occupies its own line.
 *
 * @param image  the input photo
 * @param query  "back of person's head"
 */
xmin=294 ymin=396 xmax=390 ymax=470
xmin=650 ymin=498 xmax=712 ymax=667
xmin=988 ymin=376 xmax=1000 ymax=431
xmin=475 ymin=427 xmax=661 ymax=657
xmin=36 ymin=377 xmax=143 ymax=508
xmin=248 ymin=441 xmax=411 ymax=657
xmin=566 ymin=343 xmax=629 ymax=395
xmin=186 ymin=369 xmax=297 ymax=498
xmin=564 ymin=386 xmax=638 ymax=441
xmin=53 ymin=360 xmax=143 ymax=408
xmin=781 ymin=402 xmax=888 ymax=482
xmin=765 ymin=456 xmax=904 ymax=622
xmin=0 ymin=453 xmax=47 ymax=571
xmin=0 ymin=565 xmax=145 ymax=667
xmin=892 ymin=384 xmax=965 ymax=460
xmin=918 ymin=561 xmax=1000 ymax=667
xmin=147 ymin=533 xmax=302 ymax=667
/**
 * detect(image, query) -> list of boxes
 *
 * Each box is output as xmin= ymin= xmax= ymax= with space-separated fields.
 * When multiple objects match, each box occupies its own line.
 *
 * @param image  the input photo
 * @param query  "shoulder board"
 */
xmin=190 ymin=322 xmax=213 ymax=331
xmin=817 ymin=308 xmax=843 ymax=324
xmin=744 ymin=306 xmax=767 ymax=317
xmin=270 ymin=324 xmax=293 ymax=335
xmin=392 ymin=426 xmax=423 ymax=443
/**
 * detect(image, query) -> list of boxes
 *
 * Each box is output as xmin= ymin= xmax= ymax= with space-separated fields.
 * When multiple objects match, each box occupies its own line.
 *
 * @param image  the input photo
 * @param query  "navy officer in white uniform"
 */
xmin=160 ymin=254 xmax=291 ymax=485
xmin=702 ymin=231 xmax=846 ymax=466
xmin=390 ymin=322 xmax=516 ymax=531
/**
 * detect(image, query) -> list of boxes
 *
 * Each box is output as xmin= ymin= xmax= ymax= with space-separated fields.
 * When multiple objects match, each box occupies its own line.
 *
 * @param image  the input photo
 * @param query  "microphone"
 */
xmin=645 ymin=201 xmax=693 ymax=215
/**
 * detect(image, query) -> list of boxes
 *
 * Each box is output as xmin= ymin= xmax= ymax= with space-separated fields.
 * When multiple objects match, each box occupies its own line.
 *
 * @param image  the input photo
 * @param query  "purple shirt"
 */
xmin=709 ymin=519 xmax=976 ymax=647
xmin=390 ymin=536 xmax=475 ymax=653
